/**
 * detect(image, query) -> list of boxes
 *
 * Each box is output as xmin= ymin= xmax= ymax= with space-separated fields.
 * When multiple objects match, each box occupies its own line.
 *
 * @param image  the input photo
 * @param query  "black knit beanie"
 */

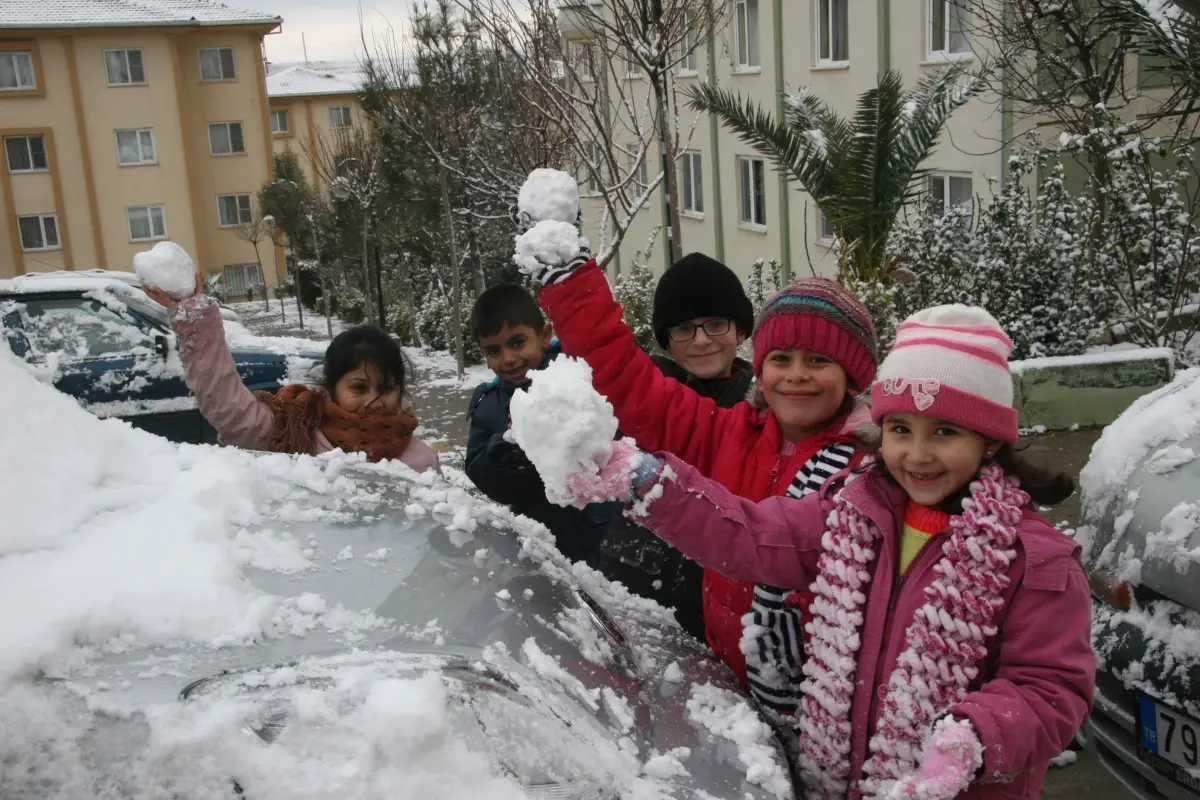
xmin=652 ymin=253 xmax=755 ymax=350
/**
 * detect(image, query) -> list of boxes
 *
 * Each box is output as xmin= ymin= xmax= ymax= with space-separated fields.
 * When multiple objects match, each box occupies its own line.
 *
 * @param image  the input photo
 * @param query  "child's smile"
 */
xmin=881 ymin=413 xmax=996 ymax=507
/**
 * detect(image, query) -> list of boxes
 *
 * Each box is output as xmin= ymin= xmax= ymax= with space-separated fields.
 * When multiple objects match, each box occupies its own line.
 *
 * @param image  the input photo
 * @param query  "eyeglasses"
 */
xmin=668 ymin=318 xmax=733 ymax=342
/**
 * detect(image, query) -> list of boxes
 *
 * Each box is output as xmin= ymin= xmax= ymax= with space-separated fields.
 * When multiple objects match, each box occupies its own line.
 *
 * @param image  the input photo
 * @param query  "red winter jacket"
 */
xmin=541 ymin=262 xmax=864 ymax=683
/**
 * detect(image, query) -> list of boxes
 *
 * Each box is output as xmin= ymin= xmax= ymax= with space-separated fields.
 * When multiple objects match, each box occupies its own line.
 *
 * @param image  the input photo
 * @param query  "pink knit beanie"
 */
xmin=870 ymin=304 xmax=1019 ymax=444
xmin=751 ymin=277 xmax=878 ymax=389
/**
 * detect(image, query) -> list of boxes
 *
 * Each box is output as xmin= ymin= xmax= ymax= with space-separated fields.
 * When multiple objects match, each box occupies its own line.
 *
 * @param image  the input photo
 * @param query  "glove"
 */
xmin=511 ymin=170 xmax=592 ymax=286
xmin=888 ymin=718 xmax=983 ymax=800
xmin=563 ymin=440 xmax=658 ymax=506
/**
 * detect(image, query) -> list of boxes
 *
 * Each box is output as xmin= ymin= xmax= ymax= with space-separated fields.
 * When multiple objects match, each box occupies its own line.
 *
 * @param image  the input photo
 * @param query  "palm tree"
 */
xmin=685 ymin=61 xmax=993 ymax=282
xmin=1099 ymin=0 xmax=1200 ymax=138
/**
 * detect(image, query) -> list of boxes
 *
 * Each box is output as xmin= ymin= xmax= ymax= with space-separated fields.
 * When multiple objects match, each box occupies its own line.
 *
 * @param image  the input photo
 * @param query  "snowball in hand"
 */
xmin=514 ymin=220 xmax=587 ymax=274
xmin=509 ymin=356 xmax=620 ymax=508
xmin=134 ymin=241 xmax=197 ymax=299
xmin=518 ymin=168 xmax=580 ymax=224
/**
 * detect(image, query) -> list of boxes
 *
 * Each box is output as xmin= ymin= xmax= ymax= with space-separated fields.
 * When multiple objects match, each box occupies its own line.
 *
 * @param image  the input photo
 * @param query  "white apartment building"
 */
xmin=572 ymin=0 xmax=1013 ymax=284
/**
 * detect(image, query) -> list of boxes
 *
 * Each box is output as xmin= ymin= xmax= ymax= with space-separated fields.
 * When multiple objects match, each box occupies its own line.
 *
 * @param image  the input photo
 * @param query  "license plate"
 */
xmin=1139 ymin=695 xmax=1200 ymax=793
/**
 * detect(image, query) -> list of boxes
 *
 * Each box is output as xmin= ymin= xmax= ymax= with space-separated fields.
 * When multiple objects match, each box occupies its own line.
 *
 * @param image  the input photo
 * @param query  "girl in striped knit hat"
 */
xmin=562 ymin=304 xmax=1094 ymax=799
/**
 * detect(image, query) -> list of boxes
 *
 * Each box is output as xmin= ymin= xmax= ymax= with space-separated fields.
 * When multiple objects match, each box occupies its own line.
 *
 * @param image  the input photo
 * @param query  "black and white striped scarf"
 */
xmin=740 ymin=441 xmax=856 ymax=715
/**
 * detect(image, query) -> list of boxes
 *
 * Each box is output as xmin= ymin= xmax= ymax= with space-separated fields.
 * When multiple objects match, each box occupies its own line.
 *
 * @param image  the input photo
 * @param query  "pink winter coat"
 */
xmin=639 ymin=453 xmax=1094 ymax=800
xmin=173 ymin=297 xmax=439 ymax=473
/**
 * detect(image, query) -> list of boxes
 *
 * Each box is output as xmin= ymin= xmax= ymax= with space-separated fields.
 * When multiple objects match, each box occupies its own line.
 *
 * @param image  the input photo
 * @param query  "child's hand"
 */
xmin=888 ymin=718 xmax=982 ymax=800
xmin=563 ymin=439 xmax=646 ymax=505
xmin=142 ymin=270 xmax=203 ymax=311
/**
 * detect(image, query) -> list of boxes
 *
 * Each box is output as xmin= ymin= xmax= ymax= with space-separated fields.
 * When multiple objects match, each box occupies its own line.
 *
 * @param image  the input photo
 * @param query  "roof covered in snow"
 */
xmin=0 ymin=270 xmax=142 ymax=296
xmin=266 ymin=63 xmax=367 ymax=98
xmin=0 ymin=0 xmax=281 ymax=29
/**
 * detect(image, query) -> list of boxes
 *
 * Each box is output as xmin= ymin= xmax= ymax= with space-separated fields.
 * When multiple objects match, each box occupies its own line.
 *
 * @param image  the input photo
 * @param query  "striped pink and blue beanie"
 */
xmin=870 ymin=304 xmax=1019 ymax=443
xmin=751 ymin=277 xmax=879 ymax=389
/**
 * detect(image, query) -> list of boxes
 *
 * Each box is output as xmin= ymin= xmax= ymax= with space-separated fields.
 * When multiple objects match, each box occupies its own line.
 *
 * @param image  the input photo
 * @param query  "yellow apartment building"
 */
xmin=0 ymin=0 xmax=283 ymax=297
xmin=266 ymin=62 xmax=366 ymax=192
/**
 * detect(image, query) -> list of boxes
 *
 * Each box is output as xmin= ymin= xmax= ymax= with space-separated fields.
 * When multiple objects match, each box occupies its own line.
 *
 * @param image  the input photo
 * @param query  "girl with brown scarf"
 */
xmin=144 ymin=273 xmax=439 ymax=472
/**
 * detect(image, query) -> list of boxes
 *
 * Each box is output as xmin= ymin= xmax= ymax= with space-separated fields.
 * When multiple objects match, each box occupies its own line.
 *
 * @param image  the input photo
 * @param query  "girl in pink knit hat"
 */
xmin=560 ymin=304 xmax=1094 ymax=800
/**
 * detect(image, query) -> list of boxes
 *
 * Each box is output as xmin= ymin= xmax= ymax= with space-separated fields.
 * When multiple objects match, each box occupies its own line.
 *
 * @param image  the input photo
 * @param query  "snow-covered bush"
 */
xmin=333 ymin=284 xmax=367 ymax=324
xmin=876 ymin=152 xmax=1111 ymax=359
xmin=747 ymin=258 xmax=783 ymax=317
xmin=612 ymin=229 xmax=661 ymax=355
xmin=1076 ymin=132 xmax=1200 ymax=363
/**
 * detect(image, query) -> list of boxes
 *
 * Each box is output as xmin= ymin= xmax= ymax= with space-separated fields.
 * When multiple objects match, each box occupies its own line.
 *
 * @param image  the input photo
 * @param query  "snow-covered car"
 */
xmin=1078 ymin=368 xmax=1200 ymax=800
xmin=0 ymin=271 xmax=320 ymax=444
xmin=0 ymin=349 xmax=793 ymax=800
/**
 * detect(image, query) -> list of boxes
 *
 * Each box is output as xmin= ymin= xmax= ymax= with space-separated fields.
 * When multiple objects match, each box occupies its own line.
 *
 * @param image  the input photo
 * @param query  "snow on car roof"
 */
xmin=0 ymin=270 xmax=142 ymax=295
xmin=0 ymin=0 xmax=279 ymax=28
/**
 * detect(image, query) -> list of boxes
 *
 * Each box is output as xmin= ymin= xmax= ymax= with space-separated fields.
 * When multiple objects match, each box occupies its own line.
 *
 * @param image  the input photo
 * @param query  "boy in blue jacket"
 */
xmin=465 ymin=284 xmax=614 ymax=566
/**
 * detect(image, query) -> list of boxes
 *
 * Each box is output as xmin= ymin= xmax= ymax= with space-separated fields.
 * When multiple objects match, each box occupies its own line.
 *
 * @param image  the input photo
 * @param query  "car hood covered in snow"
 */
xmin=0 ymin=344 xmax=792 ymax=799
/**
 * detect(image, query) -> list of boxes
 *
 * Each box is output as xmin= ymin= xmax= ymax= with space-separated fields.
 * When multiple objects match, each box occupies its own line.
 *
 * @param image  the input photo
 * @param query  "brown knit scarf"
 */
xmin=253 ymin=384 xmax=418 ymax=463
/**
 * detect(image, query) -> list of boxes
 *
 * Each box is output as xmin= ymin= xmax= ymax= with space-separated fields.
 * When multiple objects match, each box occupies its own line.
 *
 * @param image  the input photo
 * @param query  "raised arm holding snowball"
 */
xmin=138 ymin=243 xmax=438 ymax=471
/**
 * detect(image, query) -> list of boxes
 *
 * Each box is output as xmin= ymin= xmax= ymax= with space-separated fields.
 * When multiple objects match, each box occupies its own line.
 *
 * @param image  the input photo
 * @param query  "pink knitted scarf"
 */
xmin=796 ymin=463 xmax=1028 ymax=799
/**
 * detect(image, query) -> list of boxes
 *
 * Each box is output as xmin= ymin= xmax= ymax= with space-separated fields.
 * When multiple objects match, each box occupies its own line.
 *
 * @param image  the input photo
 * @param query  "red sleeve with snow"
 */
xmin=539 ymin=262 xmax=747 ymax=475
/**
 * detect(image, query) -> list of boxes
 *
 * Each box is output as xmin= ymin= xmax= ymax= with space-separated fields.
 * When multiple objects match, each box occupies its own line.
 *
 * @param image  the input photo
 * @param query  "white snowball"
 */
xmin=133 ymin=241 xmax=197 ymax=299
xmin=518 ymin=168 xmax=580 ymax=224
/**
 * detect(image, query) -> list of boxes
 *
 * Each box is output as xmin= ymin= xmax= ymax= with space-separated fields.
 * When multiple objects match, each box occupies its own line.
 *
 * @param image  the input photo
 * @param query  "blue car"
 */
xmin=1 ymin=272 xmax=321 ymax=445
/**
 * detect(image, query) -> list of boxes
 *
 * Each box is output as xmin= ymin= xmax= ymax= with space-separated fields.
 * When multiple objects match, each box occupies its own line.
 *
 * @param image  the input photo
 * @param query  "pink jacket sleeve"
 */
xmin=637 ymin=453 xmax=826 ymax=588
xmin=949 ymin=537 xmax=1095 ymax=783
xmin=172 ymin=295 xmax=277 ymax=450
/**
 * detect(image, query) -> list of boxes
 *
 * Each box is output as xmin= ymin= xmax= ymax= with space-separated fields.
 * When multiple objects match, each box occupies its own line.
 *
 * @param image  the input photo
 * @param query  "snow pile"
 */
xmin=517 ymin=168 xmax=580 ymax=224
xmin=685 ymin=683 xmax=792 ymax=798
xmin=514 ymin=221 xmax=587 ymax=274
xmin=0 ymin=345 xmax=386 ymax=681
xmin=509 ymin=356 xmax=620 ymax=507
xmin=1079 ymin=368 xmax=1200 ymax=534
xmin=133 ymin=241 xmax=197 ymax=299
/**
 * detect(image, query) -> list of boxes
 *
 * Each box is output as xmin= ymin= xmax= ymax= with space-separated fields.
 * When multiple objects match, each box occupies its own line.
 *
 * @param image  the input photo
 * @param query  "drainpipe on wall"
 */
xmin=705 ymin=0 xmax=726 ymax=265
xmin=773 ymin=0 xmax=792 ymax=282
xmin=1000 ymin=0 xmax=1014 ymax=190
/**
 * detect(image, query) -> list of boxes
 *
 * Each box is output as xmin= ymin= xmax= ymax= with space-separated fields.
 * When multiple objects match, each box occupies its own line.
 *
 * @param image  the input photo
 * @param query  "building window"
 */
xmin=621 ymin=46 xmax=642 ymax=78
xmin=582 ymin=141 xmax=603 ymax=194
xmin=734 ymin=0 xmax=760 ymax=69
xmin=270 ymin=108 xmax=290 ymax=134
xmin=127 ymin=205 xmax=167 ymax=242
xmin=199 ymin=47 xmax=236 ymax=81
xmin=17 ymin=214 xmax=60 ymax=251
xmin=570 ymin=41 xmax=596 ymax=82
xmin=329 ymin=106 xmax=352 ymax=129
xmin=629 ymin=145 xmax=648 ymax=191
xmin=738 ymin=156 xmax=766 ymax=227
xmin=104 ymin=49 xmax=146 ymax=85
xmin=681 ymin=150 xmax=704 ymax=214
xmin=680 ymin=12 xmax=698 ymax=73
xmin=4 ymin=135 xmax=48 ymax=173
xmin=929 ymin=0 xmax=971 ymax=57
xmin=928 ymin=173 xmax=973 ymax=216
xmin=820 ymin=212 xmax=837 ymax=241
xmin=816 ymin=0 xmax=850 ymax=64
xmin=0 ymin=51 xmax=36 ymax=91
xmin=208 ymin=122 xmax=246 ymax=155
xmin=217 ymin=194 xmax=253 ymax=227
xmin=223 ymin=263 xmax=264 ymax=296
xmin=115 ymin=129 xmax=156 ymax=165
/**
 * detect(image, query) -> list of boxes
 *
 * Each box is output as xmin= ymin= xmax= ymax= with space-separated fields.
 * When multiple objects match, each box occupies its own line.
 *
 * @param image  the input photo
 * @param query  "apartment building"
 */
xmin=0 ymin=0 xmax=282 ymax=296
xmin=565 ymin=0 xmax=1055 ymax=282
xmin=266 ymin=62 xmax=367 ymax=192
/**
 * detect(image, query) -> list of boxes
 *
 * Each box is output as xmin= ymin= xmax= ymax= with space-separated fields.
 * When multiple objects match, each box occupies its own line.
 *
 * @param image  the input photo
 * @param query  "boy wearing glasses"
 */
xmin=600 ymin=253 xmax=755 ymax=639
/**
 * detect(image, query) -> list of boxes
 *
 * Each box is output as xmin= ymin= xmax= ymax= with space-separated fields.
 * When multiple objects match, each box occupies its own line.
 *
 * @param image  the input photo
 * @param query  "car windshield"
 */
xmin=18 ymin=297 xmax=151 ymax=359
xmin=119 ymin=288 xmax=171 ymax=331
